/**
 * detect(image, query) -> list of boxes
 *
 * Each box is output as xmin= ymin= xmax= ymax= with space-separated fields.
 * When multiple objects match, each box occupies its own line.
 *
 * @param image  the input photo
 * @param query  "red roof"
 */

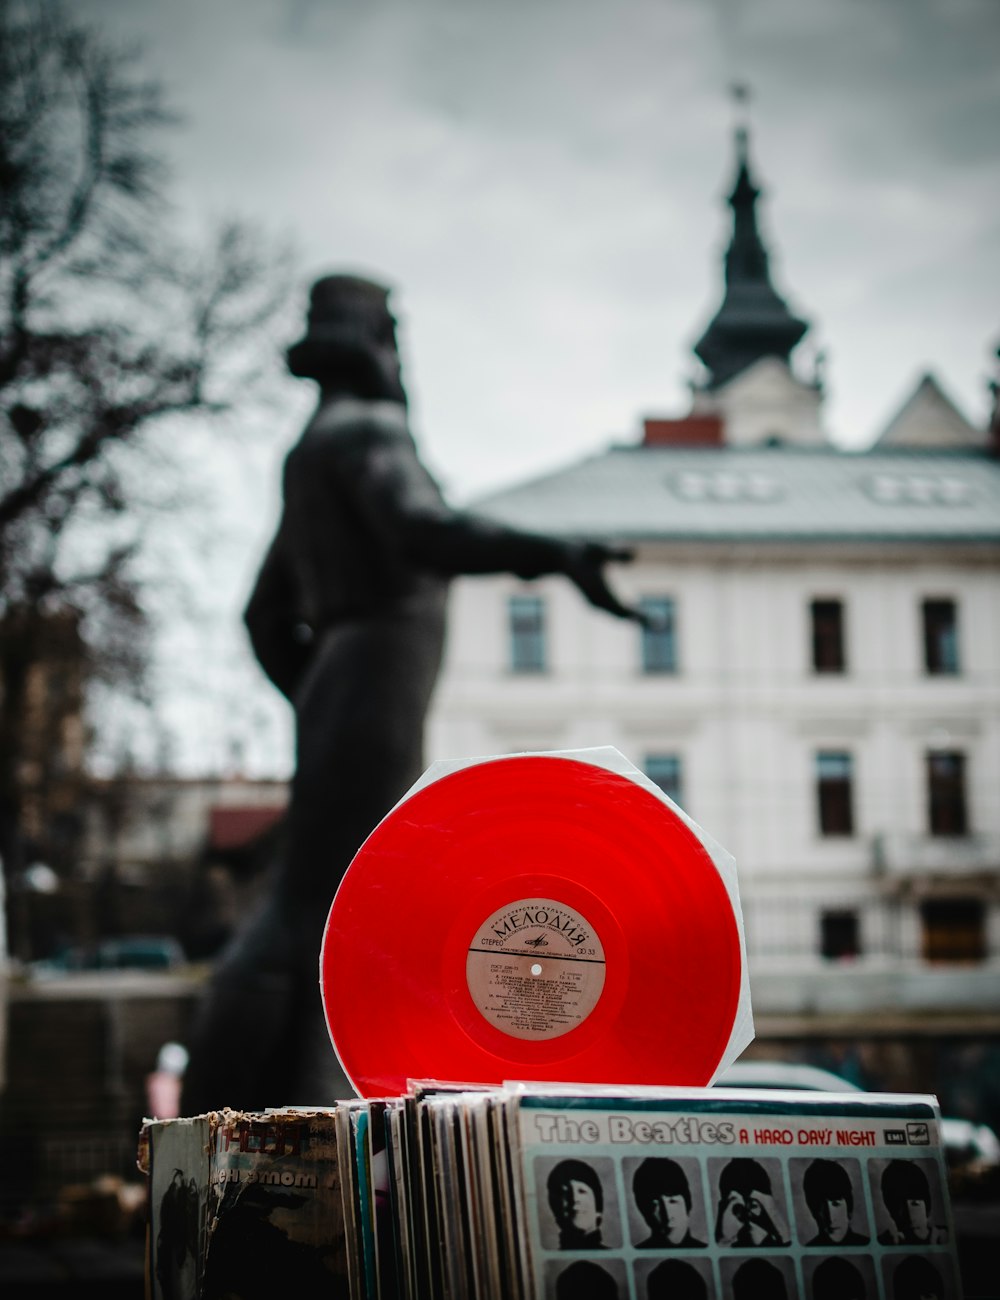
xmin=209 ymin=805 xmax=285 ymax=851
xmin=642 ymin=415 xmax=724 ymax=446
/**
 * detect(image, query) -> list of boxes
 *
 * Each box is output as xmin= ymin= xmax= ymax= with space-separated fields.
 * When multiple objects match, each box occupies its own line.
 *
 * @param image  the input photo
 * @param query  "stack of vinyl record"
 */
xmin=143 ymin=1084 xmax=961 ymax=1300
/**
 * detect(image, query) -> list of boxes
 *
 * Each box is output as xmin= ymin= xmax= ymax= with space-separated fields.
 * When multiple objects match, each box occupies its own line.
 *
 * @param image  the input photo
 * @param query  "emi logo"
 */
xmin=906 ymin=1122 xmax=931 ymax=1145
xmin=885 ymin=1129 xmax=907 ymax=1145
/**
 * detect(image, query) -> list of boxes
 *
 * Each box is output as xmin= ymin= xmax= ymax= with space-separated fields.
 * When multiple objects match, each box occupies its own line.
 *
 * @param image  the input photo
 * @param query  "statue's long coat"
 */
xmin=183 ymin=396 xmax=573 ymax=1109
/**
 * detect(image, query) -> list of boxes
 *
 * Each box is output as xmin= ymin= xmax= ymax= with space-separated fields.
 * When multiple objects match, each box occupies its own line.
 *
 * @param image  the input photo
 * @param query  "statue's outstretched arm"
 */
xmin=355 ymin=435 xmax=647 ymax=623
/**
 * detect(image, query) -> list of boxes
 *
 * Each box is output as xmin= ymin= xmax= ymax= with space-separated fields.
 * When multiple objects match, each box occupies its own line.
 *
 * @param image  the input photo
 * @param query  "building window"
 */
xmin=820 ymin=909 xmax=860 ymax=960
xmin=645 ymin=754 xmax=683 ymax=807
xmin=920 ymin=897 xmax=985 ymax=964
xmin=810 ymin=599 xmax=845 ymax=673
xmin=508 ymin=595 xmax=546 ymax=673
xmin=816 ymin=751 xmax=854 ymax=837
xmin=922 ymin=598 xmax=959 ymax=674
xmin=927 ymin=751 xmax=968 ymax=836
xmin=639 ymin=596 xmax=677 ymax=674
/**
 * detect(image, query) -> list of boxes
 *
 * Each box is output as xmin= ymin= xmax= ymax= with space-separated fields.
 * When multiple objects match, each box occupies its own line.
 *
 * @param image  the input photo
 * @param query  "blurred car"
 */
xmin=714 ymin=1059 xmax=1000 ymax=1171
xmin=715 ymin=1060 xmax=865 ymax=1093
xmin=28 ymin=935 xmax=185 ymax=977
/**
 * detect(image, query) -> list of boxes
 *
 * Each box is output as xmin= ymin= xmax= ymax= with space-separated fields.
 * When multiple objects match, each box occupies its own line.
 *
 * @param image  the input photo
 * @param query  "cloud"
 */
xmin=78 ymin=0 xmax=1000 ymax=469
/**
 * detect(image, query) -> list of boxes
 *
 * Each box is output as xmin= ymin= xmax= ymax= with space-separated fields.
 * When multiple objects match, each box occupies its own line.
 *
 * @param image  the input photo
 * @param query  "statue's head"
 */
xmin=286 ymin=273 xmax=406 ymax=403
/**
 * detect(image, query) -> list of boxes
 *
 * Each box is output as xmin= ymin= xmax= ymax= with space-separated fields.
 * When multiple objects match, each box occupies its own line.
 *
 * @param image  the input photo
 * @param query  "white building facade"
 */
xmin=427 ymin=133 xmax=1000 ymax=1024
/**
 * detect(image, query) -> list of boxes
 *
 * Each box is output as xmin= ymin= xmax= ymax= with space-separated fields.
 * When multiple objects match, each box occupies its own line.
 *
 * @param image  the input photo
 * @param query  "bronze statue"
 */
xmin=182 ymin=275 xmax=643 ymax=1110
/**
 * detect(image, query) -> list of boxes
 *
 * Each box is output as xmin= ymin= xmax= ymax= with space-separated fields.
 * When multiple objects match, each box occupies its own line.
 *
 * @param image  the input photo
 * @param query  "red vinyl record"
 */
xmin=321 ymin=754 xmax=742 ymax=1098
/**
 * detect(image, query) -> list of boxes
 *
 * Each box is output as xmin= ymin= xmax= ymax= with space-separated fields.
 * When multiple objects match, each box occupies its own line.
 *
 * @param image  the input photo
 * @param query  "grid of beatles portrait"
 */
xmin=520 ymin=1101 xmax=960 ymax=1300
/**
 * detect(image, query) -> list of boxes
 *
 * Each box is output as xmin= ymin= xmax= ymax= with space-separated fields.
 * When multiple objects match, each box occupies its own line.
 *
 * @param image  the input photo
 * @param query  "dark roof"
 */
xmin=693 ymin=128 xmax=809 ymax=389
xmin=474 ymin=446 xmax=1000 ymax=545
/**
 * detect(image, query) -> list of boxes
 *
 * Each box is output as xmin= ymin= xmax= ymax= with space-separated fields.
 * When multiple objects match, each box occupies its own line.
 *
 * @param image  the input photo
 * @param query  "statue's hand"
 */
xmin=564 ymin=542 xmax=650 ymax=625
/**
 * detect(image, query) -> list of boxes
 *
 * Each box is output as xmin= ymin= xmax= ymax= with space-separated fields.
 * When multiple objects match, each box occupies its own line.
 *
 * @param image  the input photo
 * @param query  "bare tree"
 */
xmin=0 ymin=0 xmax=288 ymax=902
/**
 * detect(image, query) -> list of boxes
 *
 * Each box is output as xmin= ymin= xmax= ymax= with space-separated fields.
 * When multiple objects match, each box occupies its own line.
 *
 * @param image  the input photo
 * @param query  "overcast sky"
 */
xmin=78 ymin=0 xmax=1000 ymax=774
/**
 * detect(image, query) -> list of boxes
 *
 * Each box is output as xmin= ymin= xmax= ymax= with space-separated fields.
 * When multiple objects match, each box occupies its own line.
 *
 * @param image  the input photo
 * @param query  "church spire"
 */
xmin=694 ymin=106 xmax=809 ymax=390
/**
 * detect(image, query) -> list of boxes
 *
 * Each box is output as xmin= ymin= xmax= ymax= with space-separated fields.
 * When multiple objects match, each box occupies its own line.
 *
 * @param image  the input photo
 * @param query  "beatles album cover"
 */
xmin=509 ymin=1085 xmax=961 ymax=1300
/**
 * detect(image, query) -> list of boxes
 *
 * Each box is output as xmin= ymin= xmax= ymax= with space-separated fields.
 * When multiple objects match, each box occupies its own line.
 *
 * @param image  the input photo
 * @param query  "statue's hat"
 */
xmin=301 ymin=274 xmax=394 ymax=341
xmin=286 ymin=273 xmax=398 ymax=382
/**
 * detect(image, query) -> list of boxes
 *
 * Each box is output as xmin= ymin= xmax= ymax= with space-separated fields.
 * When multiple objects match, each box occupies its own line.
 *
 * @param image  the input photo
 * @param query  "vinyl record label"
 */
xmin=321 ymin=751 xmax=745 ymax=1097
xmin=466 ymin=898 xmax=606 ymax=1041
